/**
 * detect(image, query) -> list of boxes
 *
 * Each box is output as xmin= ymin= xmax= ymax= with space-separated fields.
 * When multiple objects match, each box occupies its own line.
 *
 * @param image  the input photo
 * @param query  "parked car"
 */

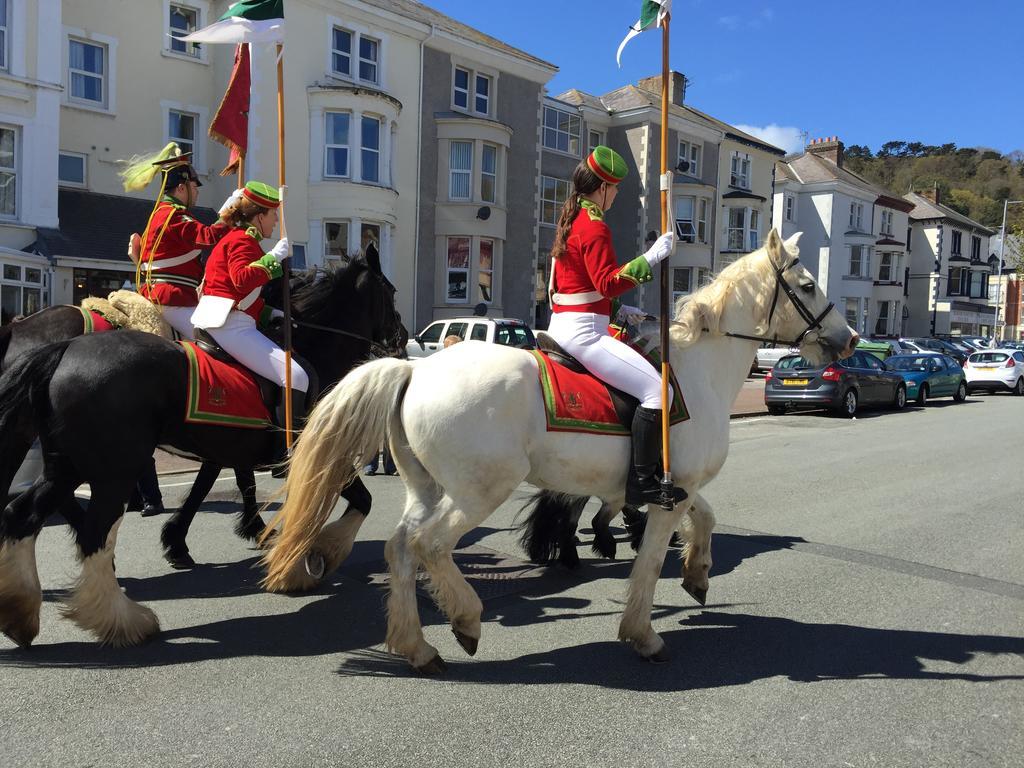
xmin=883 ymin=353 xmax=967 ymax=405
xmin=765 ymin=349 xmax=907 ymax=417
xmin=957 ymin=336 xmax=991 ymax=350
xmin=406 ymin=317 xmax=536 ymax=359
xmin=997 ymin=340 xmax=1024 ymax=351
xmin=754 ymin=343 xmax=800 ymax=373
xmin=906 ymin=337 xmax=969 ymax=365
xmin=964 ymin=349 xmax=1024 ymax=395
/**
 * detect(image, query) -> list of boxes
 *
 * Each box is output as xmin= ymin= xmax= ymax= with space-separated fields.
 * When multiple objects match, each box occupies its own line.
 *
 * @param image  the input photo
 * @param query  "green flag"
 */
xmin=176 ymin=0 xmax=284 ymax=44
xmin=616 ymin=0 xmax=672 ymax=66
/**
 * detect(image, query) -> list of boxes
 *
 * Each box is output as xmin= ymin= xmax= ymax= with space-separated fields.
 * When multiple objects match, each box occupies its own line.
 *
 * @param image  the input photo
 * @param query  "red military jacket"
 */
xmin=551 ymin=199 xmax=652 ymax=316
xmin=139 ymin=196 xmax=230 ymax=306
xmin=200 ymin=226 xmax=276 ymax=321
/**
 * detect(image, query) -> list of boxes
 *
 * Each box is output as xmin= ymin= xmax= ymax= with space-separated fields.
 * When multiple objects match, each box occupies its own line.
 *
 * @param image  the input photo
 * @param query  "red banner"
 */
xmin=209 ymin=43 xmax=250 ymax=176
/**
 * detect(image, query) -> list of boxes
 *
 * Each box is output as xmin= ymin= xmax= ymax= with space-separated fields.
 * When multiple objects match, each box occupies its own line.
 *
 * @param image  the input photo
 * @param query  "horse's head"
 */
xmin=763 ymin=229 xmax=858 ymax=366
xmin=290 ymin=256 xmax=406 ymax=361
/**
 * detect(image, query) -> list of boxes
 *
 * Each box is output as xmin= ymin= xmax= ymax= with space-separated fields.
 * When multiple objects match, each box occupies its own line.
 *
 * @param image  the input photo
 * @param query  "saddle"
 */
xmin=534 ymin=332 xmax=639 ymax=429
xmin=193 ymin=328 xmax=319 ymax=417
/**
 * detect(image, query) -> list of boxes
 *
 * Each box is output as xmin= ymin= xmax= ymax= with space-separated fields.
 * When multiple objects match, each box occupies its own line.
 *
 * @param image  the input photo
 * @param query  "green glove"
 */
xmin=250 ymin=253 xmax=283 ymax=279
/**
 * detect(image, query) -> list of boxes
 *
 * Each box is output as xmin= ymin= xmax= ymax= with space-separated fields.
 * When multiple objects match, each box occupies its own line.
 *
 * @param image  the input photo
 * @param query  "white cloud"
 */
xmin=733 ymin=124 xmax=805 ymax=154
xmin=717 ymin=15 xmax=739 ymax=29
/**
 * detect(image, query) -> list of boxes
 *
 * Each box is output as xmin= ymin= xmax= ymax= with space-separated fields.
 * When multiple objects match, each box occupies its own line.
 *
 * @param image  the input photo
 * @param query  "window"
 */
xmin=878 ymin=252 xmax=894 ymax=282
xmin=331 ymin=27 xmax=379 ymax=84
xmin=325 ymin=112 xmax=350 ymax=178
xmin=947 ymin=266 xmax=968 ymax=296
xmin=470 ymin=323 xmax=487 ymax=341
xmin=58 ymin=152 xmax=86 ymax=187
xmin=69 ymin=39 xmax=105 ymax=106
xmin=879 ymin=209 xmax=894 ymax=235
xmin=168 ymin=110 xmax=196 ymax=159
xmin=540 ymin=175 xmax=569 ymax=226
xmin=971 ymin=235 xmax=981 ymax=261
xmin=785 ymin=195 xmax=795 ymax=222
xmin=0 ymin=126 xmax=15 ymax=216
xmin=481 ymin=144 xmax=496 ymax=203
xmin=849 ymin=202 xmax=864 ymax=230
xmin=543 ymin=106 xmax=581 ymax=156
xmin=446 ymin=237 xmax=470 ymax=302
xmin=360 ymin=223 xmax=380 ymax=259
xmin=358 ymin=35 xmax=379 ymax=83
xmin=589 ymin=130 xmax=604 ymax=153
xmin=726 ymin=206 xmax=758 ymax=251
xmin=449 ymin=141 xmax=472 ymax=200
xmin=969 ymin=270 xmax=987 ymax=299
xmin=446 ymin=322 xmax=468 ymax=340
xmin=672 ymin=268 xmax=691 ymax=301
xmin=842 ymin=297 xmax=869 ymax=334
xmin=361 ymin=115 xmax=380 ymax=183
xmin=875 ymin=301 xmax=893 ymax=335
xmin=727 ymin=207 xmax=746 ymax=251
xmin=478 ymin=239 xmax=493 ymax=303
xmin=474 ymin=74 xmax=490 ymax=115
xmin=1 ymin=263 xmax=45 ymax=324
xmin=730 ymin=152 xmax=750 ymax=188
xmin=453 ymin=67 xmax=491 ymax=116
xmin=331 ymin=28 xmax=351 ymax=76
xmin=675 ymin=197 xmax=695 ymax=243
xmin=324 ymin=221 xmax=349 ymax=260
xmin=169 ymin=5 xmax=201 ymax=58
xmin=291 ymin=243 xmax=307 ymax=270
xmin=419 ymin=322 xmax=444 ymax=345
xmin=950 ymin=230 xmax=962 ymax=256
xmin=697 ymin=267 xmax=711 ymax=288
xmin=678 ymin=140 xmax=700 ymax=177
xmin=1 ymin=0 xmax=10 ymax=69
xmin=849 ymin=245 xmax=870 ymax=277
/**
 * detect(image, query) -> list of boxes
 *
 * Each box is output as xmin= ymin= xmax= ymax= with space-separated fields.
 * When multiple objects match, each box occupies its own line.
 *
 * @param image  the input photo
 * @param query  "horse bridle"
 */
xmin=716 ymin=255 xmax=835 ymax=348
xmin=290 ymin=319 xmax=393 ymax=357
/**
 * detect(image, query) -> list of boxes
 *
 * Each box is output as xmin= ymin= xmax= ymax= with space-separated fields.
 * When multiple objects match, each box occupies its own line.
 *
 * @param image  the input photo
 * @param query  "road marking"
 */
xmin=718 ymin=523 xmax=1024 ymax=601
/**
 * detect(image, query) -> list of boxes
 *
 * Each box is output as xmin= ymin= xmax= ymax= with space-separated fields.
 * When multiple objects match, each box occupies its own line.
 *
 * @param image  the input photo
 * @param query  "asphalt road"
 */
xmin=2 ymin=393 xmax=1022 ymax=767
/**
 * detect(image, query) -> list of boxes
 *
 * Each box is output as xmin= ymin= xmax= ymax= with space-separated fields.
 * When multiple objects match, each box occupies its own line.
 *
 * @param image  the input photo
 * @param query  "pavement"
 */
xmin=154 ymin=376 xmax=770 ymax=474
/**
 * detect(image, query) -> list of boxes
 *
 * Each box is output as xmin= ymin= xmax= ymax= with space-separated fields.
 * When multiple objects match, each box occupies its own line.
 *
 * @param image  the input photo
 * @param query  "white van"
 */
xmin=406 ymin=317 xmax=536 ymax=359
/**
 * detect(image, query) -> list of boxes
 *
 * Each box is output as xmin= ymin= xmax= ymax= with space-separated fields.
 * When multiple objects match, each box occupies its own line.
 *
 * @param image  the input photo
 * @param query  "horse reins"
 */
xmin=289 ymin=318 xmax=394 ymax=357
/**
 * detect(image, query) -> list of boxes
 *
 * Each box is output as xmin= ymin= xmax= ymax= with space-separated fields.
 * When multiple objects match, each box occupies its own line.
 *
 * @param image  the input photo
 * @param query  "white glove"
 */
xmin=642 ymin=230 xmax=675 ymax=266
xmin=218 ymin=188 xmax=245 ymax=218
xmin=615 ymin=303 xmax=647 ymax=327
xmin=269 ymin=237 xmax=290 ymax=263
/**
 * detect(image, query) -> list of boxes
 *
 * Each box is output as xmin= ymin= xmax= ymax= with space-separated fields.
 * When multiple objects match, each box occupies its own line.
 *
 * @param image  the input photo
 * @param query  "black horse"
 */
xmin=0 ymin=256 xmax=405 ymax=648
xmin=0 ymin=303 xmax=264 ymax=560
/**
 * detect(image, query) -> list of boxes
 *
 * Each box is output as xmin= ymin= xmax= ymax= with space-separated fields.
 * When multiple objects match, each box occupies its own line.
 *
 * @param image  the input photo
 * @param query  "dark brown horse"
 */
xmin=0 ymin=256 xmax=405 ymax=648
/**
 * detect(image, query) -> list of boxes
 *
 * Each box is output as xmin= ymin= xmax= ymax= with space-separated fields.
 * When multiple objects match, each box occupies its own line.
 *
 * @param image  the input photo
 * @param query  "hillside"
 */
xmin=842 ymin=142 xmax=1024 ymax=231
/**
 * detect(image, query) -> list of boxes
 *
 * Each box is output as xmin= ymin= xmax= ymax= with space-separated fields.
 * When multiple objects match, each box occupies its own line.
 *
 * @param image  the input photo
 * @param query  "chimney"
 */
xmin=805 ymin=136 xmax=845 ymax=168
xmin=918 ymin=183 xmax=941 ymax=205
xmin=637 ymin=71 xmax=687 ymax=107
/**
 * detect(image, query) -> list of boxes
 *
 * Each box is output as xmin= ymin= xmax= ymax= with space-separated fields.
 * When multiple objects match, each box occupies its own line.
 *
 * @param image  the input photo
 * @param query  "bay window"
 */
xmin=478 ymin=239 xmax=493 ymax=303
xmin=361 ymin=115 xmax=381 ymax=184
xmin=481 ymin=144 xmax=496 ymax=203
xmin=0 ymin=125 xmax=16 ymax=217
xmin=446 ymin=237 xmax=470 ymax=302
xmin=324 ymin=221 xmax=349 ymax=260
xmin=449 ymin=141 xmax=472 ymax=200
xmin=726 ymin=206 xmax=759 ymax=251
xmin=324 ymin=112 xmax=350 ymax=178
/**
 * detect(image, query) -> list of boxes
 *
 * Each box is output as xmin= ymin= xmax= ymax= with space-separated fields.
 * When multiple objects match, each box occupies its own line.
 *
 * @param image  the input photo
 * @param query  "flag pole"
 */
xmin=658 ymin=15 xmax=673 ymax=508
xmin=276 ymin=41 xmax=294 ymax=450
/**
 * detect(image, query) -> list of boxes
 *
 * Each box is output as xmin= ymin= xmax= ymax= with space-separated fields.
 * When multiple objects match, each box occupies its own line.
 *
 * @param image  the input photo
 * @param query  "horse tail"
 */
xmin=0 ymin=340 xmax=71 ymax=446
xmin=516 ymin=490 xmax=590 ymax=568
xmin=261 ymin=357 xmax=413 ymax=591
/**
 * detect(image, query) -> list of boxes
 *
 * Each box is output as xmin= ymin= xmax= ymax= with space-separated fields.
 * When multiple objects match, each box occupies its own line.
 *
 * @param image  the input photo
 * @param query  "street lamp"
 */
xmin=993 ymin=199 xmax=1024 ymax=345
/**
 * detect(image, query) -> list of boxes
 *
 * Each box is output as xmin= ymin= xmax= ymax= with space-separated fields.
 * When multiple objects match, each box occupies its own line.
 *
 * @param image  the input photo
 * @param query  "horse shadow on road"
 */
xmin=335 ymin=610 xmax=1024 ymax=691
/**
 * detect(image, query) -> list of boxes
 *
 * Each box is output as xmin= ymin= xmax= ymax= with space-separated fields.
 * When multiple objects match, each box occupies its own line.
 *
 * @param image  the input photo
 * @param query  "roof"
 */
xmin=360 ymin=0 xmax=556 ymax=71
xmin=555 ymin=84 xmax=785 ymax=155
xmin=779 ymin=152 xmax=893 ymax=197
xmin=33 ymin=189 xmax=218 ymax=263
xmin=903 ymin=192 xmax=997 ymax=235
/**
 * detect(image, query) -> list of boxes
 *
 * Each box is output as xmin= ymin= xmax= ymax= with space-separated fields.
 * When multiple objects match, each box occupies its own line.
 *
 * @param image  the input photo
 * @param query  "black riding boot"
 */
xmin=625 ymin=406 xmax=688 ymax=508
xmin=271 ymin=388 xmax=307 ymax=478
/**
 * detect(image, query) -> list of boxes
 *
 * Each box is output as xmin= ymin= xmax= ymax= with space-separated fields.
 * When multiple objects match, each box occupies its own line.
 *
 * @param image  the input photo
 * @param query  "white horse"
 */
xmin=261 ymin=229 xmax=857 ymax=673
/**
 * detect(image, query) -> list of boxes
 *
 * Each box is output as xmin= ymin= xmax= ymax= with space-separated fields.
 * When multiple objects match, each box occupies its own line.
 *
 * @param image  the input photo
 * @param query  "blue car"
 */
xmin=883 ymin=353 xmax=967 ymax=405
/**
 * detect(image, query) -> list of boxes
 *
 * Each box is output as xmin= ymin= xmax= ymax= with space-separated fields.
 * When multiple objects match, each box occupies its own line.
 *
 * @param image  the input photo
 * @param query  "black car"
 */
xmin=765 ymin=350 xmax=908 ymax=417
xmin=908 ymin=337 xmax=969 ymax=365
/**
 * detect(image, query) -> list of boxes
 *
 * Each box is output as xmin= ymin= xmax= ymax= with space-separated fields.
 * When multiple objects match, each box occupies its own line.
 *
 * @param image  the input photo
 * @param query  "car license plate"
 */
xmin=977 ymin=366 xmax=995 ymax=371
xmin=783 ymin=378 xmax=809 ymax=386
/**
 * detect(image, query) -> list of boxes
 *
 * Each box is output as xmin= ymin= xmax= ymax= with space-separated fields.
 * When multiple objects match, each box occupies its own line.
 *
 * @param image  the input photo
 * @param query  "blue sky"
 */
xmin=424 ymin=0 xmax=1023 ymax=155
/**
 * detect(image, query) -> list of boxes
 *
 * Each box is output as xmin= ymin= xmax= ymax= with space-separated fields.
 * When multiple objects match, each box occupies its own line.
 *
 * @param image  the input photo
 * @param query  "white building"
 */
xmin=774 ymin=138 xmax=915 ymax=338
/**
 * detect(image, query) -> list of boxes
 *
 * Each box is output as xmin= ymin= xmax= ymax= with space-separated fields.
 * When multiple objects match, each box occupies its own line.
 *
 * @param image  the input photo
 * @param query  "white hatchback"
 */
xmin=964 ymin=349 xmax=1024 ymax=395
xmin=406 ymin=317 xmax=536 ymax=359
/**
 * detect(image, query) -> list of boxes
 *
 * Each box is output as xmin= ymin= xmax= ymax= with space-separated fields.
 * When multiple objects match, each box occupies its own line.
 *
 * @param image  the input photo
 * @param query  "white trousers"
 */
xmin=206 ymin=310 xmax=309 ymax=392
xmin=547 ymin=311 xmax=669 ymax=410
xmin=161 ymin=305 xmax=197 ymax=340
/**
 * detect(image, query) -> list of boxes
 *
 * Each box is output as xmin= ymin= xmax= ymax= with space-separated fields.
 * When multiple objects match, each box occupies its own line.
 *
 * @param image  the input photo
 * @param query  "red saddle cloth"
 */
xmin=530 ymin=348 xmax=689 ymax=436
xmin=79 ymin=307 xmax=115 ymax=333
xmin=180 ymin=341 xmax=272 ymax=429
